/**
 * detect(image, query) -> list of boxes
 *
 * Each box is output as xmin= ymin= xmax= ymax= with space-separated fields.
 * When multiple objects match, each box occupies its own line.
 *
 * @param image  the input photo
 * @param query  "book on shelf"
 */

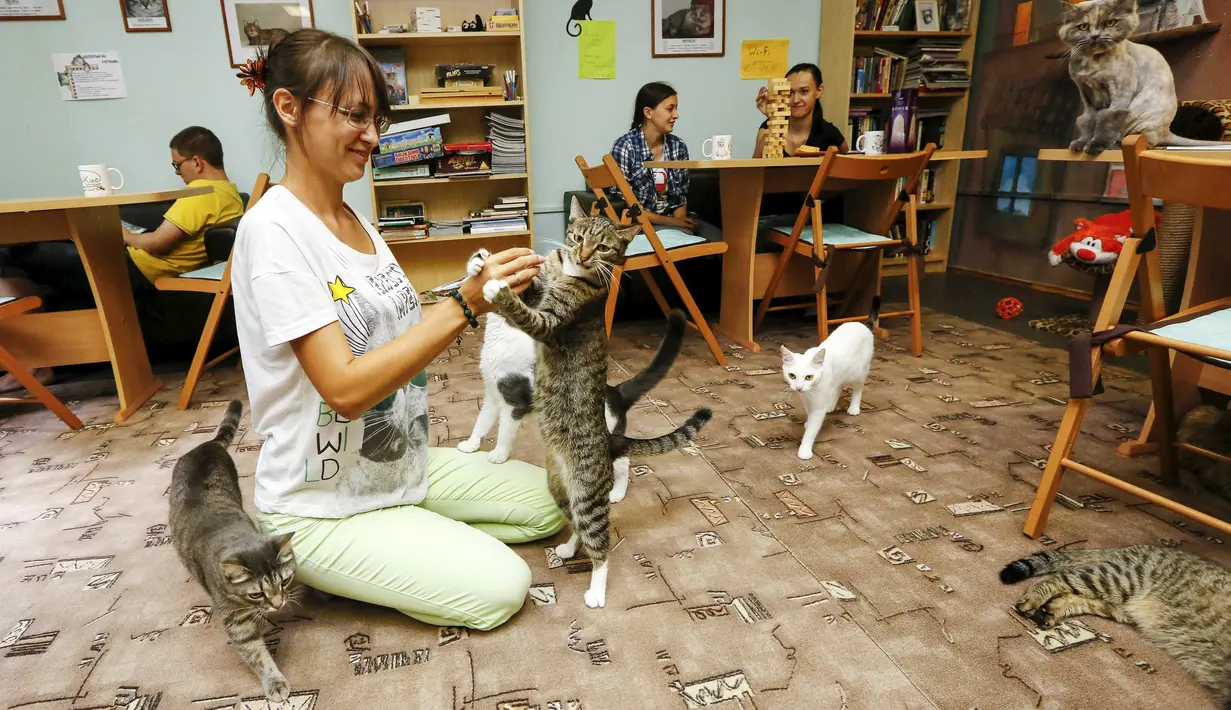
xmin=488 ymin=112 xmax=527 ymax=175
xmin=915 ymin=110 xmax=948 ymax=150
xmin=386 ymin=113 xmax=450 ymax=134
xmin=373 ymin=163 xmax=432 ymax=181
xmin=855 ymin=0 xmax=970 ymax=31
xmin=887 ymin=216 xmax=936 ymax=254
xmin=846 ymin=108 xmax=884 ymax=148
xmin=851 ymin=47 xmax=907 ymax=94
xmin=469 ymin=218 xmax=528 ymax=234
xmin=368 ymin=47 xmax=408 ymax=106
xmin=887 ymin=88 xmax=917 ymax=153
xmin=435 ymin=151 xmax=493 ymax=177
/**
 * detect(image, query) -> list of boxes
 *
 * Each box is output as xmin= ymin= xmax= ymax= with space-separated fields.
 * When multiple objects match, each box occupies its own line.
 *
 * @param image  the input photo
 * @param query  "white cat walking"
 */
xmin=780 ymin=298 xmax=879 ymax=460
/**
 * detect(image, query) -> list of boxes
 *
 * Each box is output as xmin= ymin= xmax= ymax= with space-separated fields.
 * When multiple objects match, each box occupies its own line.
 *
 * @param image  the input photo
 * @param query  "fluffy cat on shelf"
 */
xmin=780 ymin=298 xmax=880 ymax=460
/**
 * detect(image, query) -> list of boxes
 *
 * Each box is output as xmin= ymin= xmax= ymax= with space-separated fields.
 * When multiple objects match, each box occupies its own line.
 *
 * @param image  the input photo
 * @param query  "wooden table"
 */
xmin=0 ymin=187 xmax=211 ymax=422
xmin=646 ymin=151 xmax=987 ymax=351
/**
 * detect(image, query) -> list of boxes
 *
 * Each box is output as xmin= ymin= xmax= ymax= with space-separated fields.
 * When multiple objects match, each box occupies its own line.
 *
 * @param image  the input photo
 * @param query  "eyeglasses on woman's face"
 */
xmin=308 ymin=97 xmax=391 ymax=135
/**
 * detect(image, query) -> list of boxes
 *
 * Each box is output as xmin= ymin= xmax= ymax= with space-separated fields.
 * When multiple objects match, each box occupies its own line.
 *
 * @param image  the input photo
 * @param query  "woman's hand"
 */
xmin=459 ymin=247 xmax=543 ymax=314
xmin=755 ymin=87 xmax=770 ymax=117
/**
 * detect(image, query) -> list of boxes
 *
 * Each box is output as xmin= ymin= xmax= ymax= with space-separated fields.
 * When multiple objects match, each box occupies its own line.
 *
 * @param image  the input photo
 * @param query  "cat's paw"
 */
xmin=847 ymin=404 xmax=861 ymax=416
xmin=608 ymin=484 xmax=627 ymax=504
xmin=1084 ymin=140 xmax=1114 ymax=156
xmin=457 ymin=438 xmax=481 ymax=454
xmin=555 ymin=538 xmax=578 ymax=559
xmin=466 ymin=249 xmax=491 ymax=277
xmin=584 ymin=588 xmax=606 ymax=608
xmin=797 ymin=446 xmax=814 ymax=460
xmin=1069 ymin=138 xmax=1089 ymax=152
xmin=487 ymin=449 xmax=510 ymax=464
xmin=482 ymin=279 xmax=509 ymax=304
xmin=262 ymin=673 xmax=291 ymax=703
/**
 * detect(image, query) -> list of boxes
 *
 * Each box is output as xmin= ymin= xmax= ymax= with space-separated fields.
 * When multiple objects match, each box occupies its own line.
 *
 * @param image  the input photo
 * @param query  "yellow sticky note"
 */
xmin=578 ymin=20 xmax=616 ymax=80
xmin=740 ymin=39 xmax=789 ymax=80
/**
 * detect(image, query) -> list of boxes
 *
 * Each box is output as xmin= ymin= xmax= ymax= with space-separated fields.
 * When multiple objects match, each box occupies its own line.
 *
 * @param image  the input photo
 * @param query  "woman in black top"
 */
xmin=753 ymin=63 xmax=848 ymax=157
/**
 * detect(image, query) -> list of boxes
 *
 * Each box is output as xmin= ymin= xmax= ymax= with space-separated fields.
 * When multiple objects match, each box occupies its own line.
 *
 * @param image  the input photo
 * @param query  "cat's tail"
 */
xmin=866 ymin=295 xmax=882 ymax=331
xmin=1158 ymin=132 xmax=1228 ymax=148
xmin=610 ymin=310 xmax=687 ymax=410
xmin=566 ymin=19 xmax=581 ymax=36
xmin=213 ymin=400 xmax=244 ymax=447
xmin=610 ymin=408 xmax=712 ymax=458
xmin=999 ymin=550 xmax=1072 ymax=584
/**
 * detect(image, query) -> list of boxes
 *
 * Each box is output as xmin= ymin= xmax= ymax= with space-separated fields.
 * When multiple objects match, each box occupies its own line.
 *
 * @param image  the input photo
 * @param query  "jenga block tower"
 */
xmin=762 ymin=78 xmax=791 ymax=159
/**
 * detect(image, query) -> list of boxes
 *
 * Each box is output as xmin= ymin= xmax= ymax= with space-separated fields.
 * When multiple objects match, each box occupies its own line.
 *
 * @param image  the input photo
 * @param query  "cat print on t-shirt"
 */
xmin=313 ymin=262 xmax=429 ymax=503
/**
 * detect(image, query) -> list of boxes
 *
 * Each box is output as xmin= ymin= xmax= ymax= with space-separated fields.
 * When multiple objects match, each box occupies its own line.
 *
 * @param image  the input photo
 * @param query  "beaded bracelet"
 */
xmin=448 ymin=289 xmax=480 ymax=329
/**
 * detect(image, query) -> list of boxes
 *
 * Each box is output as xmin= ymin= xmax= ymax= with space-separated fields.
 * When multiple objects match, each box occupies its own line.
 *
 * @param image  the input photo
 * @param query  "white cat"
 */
xmin=780 ymin=298 xmax=879 ymax=460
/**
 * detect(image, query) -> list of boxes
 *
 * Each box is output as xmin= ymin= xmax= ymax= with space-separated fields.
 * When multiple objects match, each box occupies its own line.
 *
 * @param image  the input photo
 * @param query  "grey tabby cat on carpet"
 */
xmin=482 ymin=196 xmax=712 ymax=608
xmin=1002 ymin=545 xmax=1231 ymax=707
xmin=169 ymin=400 xmax=297 ymax=702
xmin=1060 ymin=0 xmax=1223 ymax=154
xmin=1178 ymin=404 xmax=1231 ymax=501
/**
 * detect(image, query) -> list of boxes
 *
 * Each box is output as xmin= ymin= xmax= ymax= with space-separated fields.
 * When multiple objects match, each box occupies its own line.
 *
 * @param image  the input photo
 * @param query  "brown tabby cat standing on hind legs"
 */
xmin=1060 ymin=0 xmax=1225 ymax=155
xmin=1001 ymin=545 xmax=1231 ymax=707
xmin=169 ymin=400 xmax=298 ymax=702
xmin=480 ymin=197 xmax=712 ymax=608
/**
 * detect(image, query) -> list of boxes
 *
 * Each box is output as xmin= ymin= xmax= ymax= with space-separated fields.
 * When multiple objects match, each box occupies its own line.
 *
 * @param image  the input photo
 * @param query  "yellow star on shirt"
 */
xmin=328 ymin=276 xmax=355 ymax=304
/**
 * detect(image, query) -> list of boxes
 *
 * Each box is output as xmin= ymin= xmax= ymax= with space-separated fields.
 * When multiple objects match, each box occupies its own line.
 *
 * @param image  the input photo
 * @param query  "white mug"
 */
xmin=855 ymin=131 xmax=886 ymax=156
xmin=79 ymin=164 xmax=124 ymax=197
xmin=703 ymin=135 xmax=733 ymax=160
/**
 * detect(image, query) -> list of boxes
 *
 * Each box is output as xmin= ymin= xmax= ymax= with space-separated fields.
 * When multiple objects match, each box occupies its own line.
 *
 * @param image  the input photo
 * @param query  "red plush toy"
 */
xmin=1047 ymin=209 xmax=1159 ymax=267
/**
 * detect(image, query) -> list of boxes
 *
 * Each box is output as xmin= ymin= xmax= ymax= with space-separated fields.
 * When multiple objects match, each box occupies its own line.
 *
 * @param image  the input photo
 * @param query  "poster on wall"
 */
xmin=51 ymin=52 xmax=128 ymax=101
xmin=220 ymin=0 xmax=315 ymax=68
xmin=0 ymin=0 xmax=65 ymax=20
xmin=121 ymin=0 xmax=171 ymax=32
xmin=652 ymin=0 xmax=724 ymax=58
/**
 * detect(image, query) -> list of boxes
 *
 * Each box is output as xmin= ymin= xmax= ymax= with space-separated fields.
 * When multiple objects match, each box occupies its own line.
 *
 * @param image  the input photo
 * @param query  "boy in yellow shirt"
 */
xmin=123 ymin=126 xmax=245 ymax=283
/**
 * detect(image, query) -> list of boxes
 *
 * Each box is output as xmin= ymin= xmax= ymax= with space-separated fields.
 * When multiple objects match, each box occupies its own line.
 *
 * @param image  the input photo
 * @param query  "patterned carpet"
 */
xmin=2 ymin=306 xmax=1229 ymax=710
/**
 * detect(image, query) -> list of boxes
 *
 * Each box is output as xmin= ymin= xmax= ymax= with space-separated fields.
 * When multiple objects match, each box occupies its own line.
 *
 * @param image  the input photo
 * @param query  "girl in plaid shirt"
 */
xmin=610 ymin=82 xmax=695 ymax=231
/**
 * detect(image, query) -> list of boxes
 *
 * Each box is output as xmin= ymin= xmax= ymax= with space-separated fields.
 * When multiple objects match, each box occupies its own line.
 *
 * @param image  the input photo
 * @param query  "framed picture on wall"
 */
xmin=652 ymin=0 xmax=725 ymax=58
xmin=0 ymin=0 xmax=66 ymax=21
xmin=220 ymin=0 xmax=314 ymax=68
xmin=121 ymin=0 xmax=170 ymax=32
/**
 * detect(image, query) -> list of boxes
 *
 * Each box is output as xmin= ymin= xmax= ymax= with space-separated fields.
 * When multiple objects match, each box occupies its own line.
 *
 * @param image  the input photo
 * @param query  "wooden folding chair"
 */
xmin=753 ymin=144 xmax=936 ymax=356
xmin=575 ymin=154 xmax=729 ymax=366
xmin=0 ymin=296 xmax=82 ymax=430
xmin=155 ymin=173 xmax=270 ymax=409
xmin=1024 ymin=135 xmax=1231 ymax=539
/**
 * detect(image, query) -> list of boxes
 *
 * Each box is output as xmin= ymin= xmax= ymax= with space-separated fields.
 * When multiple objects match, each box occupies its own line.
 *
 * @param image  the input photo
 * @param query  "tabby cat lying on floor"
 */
xmin=459 ymin=249 xmax=689 ymax=504
xmin=482 ymin=196 xmax=711 ymax=608
xmin=169 ymin=400 xmax=297 ymax=702
xmin=1002 ymin=545 xmax=1231 ymax=706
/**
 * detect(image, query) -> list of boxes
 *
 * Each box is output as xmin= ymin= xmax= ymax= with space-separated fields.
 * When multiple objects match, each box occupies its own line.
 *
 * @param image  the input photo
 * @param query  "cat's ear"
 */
xmin=569 ymin=195 xmax=588 ymax=222
xmin=779 ymin=345 xmax=794 ymax=363
xmin=616 ymin=224 xmax=642 ymax=244
xmin=1059 ymin=0 xmax=1082 ymax=20
xmin=1111 ymin=0 xmax=1137 ymax=13
xmin=811 ymin=348 xmax=827 ymax=366
xmin=273 ymin=532 xmax=295 ymax=564
xmin=219 ymin=560 xmax=251 ymax=583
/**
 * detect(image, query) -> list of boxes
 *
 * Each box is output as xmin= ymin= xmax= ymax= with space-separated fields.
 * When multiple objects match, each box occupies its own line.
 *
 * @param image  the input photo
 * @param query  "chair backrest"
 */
xmin=203 ymin=221 xmax=240 ymax=263
xmin=574 ymin=155 xmax=635 ymax=224
xmin=1123 ymin=134 xmax=1231 ymax=213
xmin=246 ymin=173 xmax=272 ymax=211
xmin=814 ymin=144 xmax=936 ymax=237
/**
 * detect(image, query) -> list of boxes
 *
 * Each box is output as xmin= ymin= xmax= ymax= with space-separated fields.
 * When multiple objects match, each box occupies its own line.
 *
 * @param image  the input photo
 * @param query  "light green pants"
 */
xmin=258 ymin=447 xmax=565 ymax=631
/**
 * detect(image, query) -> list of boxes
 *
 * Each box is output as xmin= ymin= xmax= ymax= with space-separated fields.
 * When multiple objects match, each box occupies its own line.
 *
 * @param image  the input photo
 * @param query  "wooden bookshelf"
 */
xmin=821 ymin=1 xmax=985 ymax=276
xmin=354 ymin=0 xmax=532 ymax=289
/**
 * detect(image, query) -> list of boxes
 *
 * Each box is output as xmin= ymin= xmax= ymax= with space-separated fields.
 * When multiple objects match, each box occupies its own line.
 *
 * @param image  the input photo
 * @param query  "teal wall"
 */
xmin=525 ymin=0 xmax=822 ymax=250
xmin=0 ymin=0 xmax=823 ymax=233
xmin=0 ymin=0 xmax=371 ymax=215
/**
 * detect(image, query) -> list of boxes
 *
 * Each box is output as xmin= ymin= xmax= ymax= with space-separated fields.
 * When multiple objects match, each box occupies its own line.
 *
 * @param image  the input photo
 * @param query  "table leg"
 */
xmin=69 ymin=206 xmax=162 ymax=422
xmin=716 ymin=168 xmax=765 ymax=352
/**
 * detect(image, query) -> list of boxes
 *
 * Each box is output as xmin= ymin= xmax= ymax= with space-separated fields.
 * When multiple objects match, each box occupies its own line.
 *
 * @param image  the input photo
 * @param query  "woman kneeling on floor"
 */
xmin=230 ymin=28 xmax=564 ymax=631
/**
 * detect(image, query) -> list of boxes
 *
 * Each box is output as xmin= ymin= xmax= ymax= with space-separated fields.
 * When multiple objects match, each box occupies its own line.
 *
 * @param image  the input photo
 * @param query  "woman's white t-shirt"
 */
xmin=232 ymin=186 xmax=429 ymax=518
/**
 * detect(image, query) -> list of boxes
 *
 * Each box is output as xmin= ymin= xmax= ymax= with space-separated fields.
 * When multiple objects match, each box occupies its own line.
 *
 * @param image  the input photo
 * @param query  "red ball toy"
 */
xmin=996 ymin=297 xmax=1023 ymax=320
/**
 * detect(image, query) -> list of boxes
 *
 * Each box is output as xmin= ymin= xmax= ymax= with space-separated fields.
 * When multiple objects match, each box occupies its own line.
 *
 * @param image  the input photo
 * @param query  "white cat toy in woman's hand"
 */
xmin=781 ymin=297 xmax=880 ymax=460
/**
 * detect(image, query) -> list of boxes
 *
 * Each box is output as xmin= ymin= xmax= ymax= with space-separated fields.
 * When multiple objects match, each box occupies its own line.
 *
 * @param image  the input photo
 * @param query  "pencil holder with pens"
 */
xmin=503 ymin=70 xmax=519 ymax=101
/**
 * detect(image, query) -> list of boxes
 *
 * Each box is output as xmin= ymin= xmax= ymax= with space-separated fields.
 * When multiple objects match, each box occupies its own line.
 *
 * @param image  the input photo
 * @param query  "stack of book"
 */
xmin=467 ymin=195 xmax=528 ymax=234
xmin=487 ymin=112 xmax=527 ymax=174
xmin=377 ymin=215 xmax=428 ymax=241
xmin=851 ymin=47 xmax=907 ymax=94
xmin=915 ymin=109 xmax=948 ymax=150
xmin=429 ymin=219 xmax=465 ymax=237
xmin=904 ymin=39 xmax=970 ymax=91
xmin=372 ymin=113 xmax=449 ymax=178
